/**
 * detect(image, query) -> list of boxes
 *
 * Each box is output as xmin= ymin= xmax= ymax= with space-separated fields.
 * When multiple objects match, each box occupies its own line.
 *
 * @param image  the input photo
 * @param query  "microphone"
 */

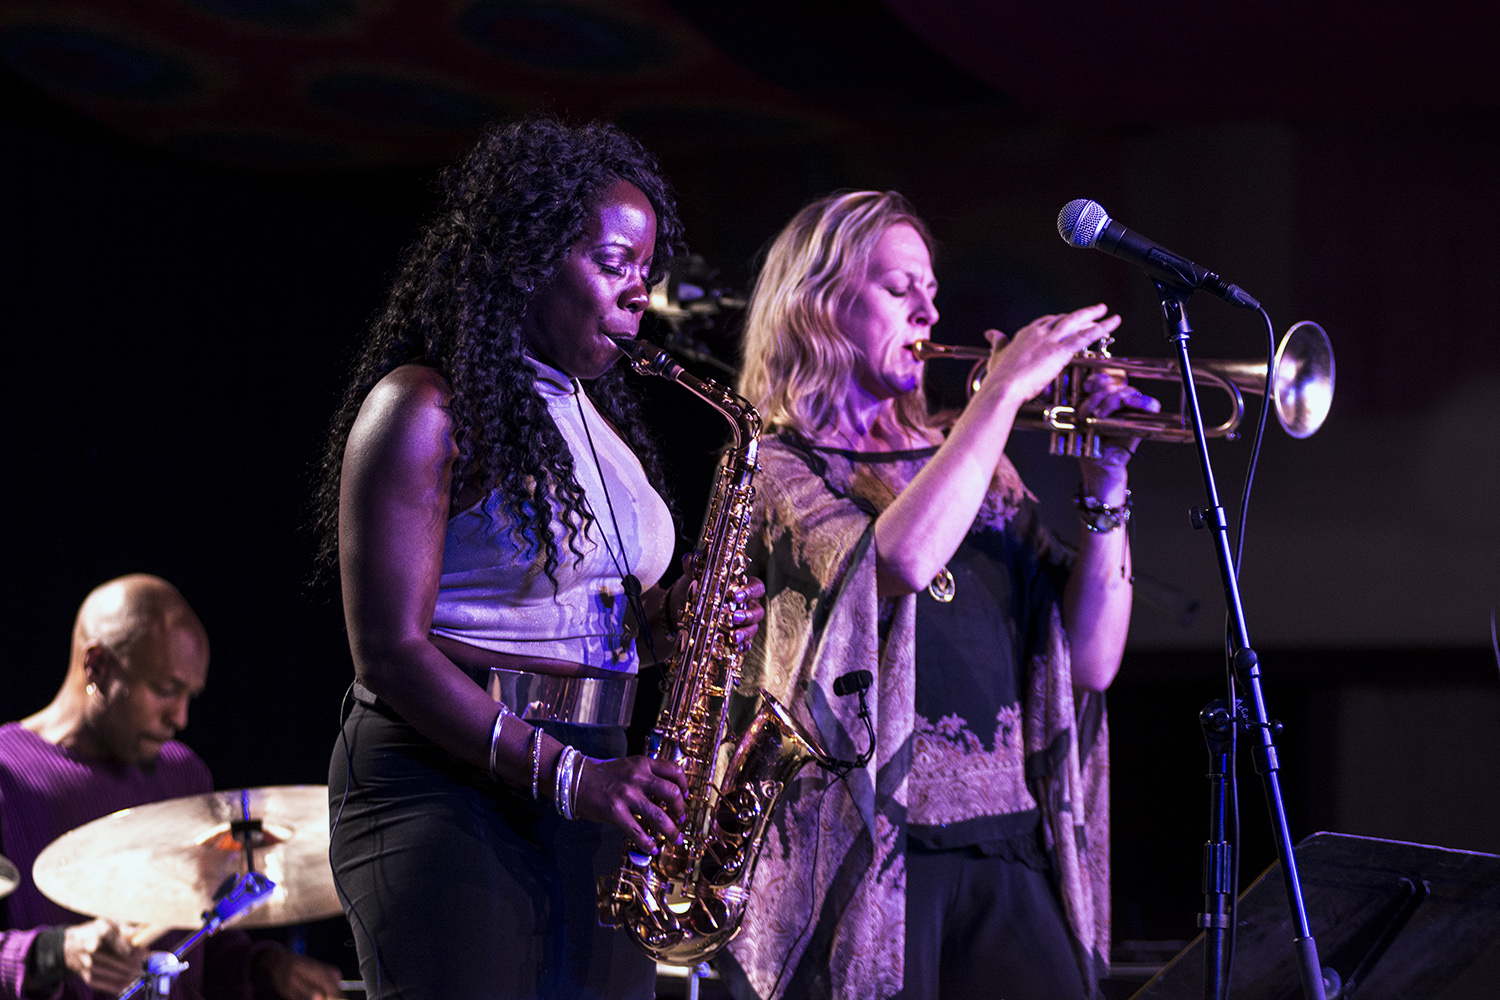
xmin=832 ymin=669 xmax=872 ymax=697
xmin=825 ymin=670 xmax=875 ymax=774
xmin=1057 ymin=199 xmax=1260 ymax=310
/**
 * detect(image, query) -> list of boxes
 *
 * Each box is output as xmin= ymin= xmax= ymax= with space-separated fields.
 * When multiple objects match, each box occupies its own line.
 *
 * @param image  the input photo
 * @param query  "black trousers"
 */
xmin=328 ymin=702 xmax=654 ymax=1000
xmin=898 ymin=846 xmax=1089 ymax=1000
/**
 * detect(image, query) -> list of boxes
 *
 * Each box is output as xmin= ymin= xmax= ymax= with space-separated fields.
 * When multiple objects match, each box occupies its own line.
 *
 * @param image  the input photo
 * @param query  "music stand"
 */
xmin=1132 ymin=832 xmax=1500 ymax=999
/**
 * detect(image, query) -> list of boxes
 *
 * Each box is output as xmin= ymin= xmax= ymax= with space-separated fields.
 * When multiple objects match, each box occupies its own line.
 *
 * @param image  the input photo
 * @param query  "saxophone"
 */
xmin=598 ymin=338 xmax=833 ymax=965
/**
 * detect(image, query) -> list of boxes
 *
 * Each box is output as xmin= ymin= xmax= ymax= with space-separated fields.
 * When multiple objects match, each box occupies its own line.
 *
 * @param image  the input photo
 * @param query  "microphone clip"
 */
xmin=823 ymin=670 xmax=876 ymax=775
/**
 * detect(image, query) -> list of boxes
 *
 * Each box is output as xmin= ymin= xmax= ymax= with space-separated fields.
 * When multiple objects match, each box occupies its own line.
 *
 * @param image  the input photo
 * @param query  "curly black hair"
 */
xmin=312 ymin=117 xmax=685 ymax=585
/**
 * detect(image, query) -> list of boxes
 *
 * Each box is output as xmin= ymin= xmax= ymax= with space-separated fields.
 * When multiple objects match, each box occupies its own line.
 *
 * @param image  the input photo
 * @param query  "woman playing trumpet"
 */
xmin=719 ymin=191 xmax=1160 ymax=1000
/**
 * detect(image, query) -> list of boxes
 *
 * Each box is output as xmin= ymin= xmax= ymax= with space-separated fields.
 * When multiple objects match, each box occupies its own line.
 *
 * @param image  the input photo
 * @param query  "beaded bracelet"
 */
xmin=487 ymin=703 xmax=511 ymax=778
xmin=1075 ymin=489 xmax=1132 ymax=533
xmin=530 ymin=727 xmax=544 ymax=801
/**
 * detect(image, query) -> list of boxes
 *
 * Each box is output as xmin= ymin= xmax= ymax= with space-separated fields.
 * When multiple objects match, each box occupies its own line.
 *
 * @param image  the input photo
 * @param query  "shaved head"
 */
xmin=28 ymin=574 xmax=212 ymax=765
xmin=70 ymin=574 xmax=207 ymax=679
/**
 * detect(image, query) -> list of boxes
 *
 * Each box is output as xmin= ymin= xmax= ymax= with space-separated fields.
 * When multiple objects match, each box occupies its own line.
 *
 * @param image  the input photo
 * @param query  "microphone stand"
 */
xmin=1153 ymin=281 xmax=1326 ymax=1000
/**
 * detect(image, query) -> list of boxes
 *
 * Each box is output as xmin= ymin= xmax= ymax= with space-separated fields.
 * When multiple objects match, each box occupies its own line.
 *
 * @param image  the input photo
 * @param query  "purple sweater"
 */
xmin=0 ymin=723 xmax=269 ymax=1000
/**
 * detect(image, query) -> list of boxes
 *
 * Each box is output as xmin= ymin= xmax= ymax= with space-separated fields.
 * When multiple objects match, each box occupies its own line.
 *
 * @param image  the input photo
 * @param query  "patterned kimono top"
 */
xmin=720 ymin=434 xmax=1110 ymax=1000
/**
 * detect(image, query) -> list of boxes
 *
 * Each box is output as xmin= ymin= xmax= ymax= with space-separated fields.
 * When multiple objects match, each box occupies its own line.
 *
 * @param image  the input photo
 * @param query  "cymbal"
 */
xmin=33 ymin=785 xmax=342 ymax=930
xmin=0 ymin=854 xmax=17 ymax=899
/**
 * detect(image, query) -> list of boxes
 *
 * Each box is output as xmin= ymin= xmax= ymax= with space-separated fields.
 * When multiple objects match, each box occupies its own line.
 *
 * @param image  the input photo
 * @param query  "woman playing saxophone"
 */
xmin=313 ymin=117 xmax=763 ymax=1000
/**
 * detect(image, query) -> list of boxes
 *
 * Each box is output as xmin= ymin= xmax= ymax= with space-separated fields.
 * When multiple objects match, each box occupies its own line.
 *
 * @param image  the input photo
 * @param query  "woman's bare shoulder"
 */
xmin=368 ymin=363 xmax=451 ymax=408
xmin=347 ymin=364 xmax=457 ymax=468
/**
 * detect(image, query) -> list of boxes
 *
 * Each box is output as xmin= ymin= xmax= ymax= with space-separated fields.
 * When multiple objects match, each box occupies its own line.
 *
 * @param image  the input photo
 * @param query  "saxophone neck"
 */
xmin=615 ymin=339 xmax=761 ymax=451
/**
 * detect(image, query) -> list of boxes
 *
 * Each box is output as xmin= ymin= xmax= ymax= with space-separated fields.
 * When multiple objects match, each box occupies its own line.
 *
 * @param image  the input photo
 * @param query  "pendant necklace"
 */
xmin=574 ymin=386 xmax=655 ymax=659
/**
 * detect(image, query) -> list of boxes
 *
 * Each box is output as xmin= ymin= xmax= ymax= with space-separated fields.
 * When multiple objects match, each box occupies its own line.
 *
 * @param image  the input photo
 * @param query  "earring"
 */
xmin=86 ymin=682 xmax=98 ymax=697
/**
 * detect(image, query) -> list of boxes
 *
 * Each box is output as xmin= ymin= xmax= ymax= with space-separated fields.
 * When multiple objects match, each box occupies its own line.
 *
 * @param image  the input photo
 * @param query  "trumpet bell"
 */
xmin=1271 ymin=321 xmax=1334 ymax=438
xmin=1198 ymin=320 xmax=1334 ymax=438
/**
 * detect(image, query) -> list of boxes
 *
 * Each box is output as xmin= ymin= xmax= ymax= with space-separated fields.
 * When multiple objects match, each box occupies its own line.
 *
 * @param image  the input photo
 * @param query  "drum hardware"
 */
xmin=644 ymin=254 xmax=747 ymax=376
xmin=655 ymin=961 xmax=716 ymax=999
xmin=118 ymin=871 xmax=276 ymax=999
xmin=32 ymin=785 xmax=342 ymax=930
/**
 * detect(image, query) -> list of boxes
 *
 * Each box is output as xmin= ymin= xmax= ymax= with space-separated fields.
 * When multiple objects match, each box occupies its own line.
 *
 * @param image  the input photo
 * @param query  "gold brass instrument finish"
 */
xmin=598 ymin=338 xmax=833 ymax=965
xmin=911 ymin=320 xmax=1334 ymax=456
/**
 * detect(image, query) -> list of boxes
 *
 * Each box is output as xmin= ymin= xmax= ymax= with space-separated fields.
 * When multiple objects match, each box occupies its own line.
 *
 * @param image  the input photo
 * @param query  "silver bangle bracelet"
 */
xmin=530 ymin=727 xmax=544 ymax=801
xmin=487 ymin=703 xmax=510 ymax=778
xmin=567 ymin=748 xmax=585 ymax=819
xmin=554 ymin=746 xmax=577 ymax=818
xmin=570 ymin=756 xmax=588 ymax=820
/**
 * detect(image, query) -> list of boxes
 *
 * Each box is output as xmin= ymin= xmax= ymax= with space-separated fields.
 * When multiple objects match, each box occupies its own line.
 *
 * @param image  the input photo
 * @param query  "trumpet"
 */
xmin=911 ymin=321 xmax=1334 ymax=457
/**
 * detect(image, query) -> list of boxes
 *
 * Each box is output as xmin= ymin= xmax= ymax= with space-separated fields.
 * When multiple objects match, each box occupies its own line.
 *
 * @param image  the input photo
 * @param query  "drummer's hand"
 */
xmin=260 ymin=949 xmax=345 ymax=1000
xmin=1077 ymin=369 xmax=1162 ymax=482
xmin=62 ymin=918 xmax=145 ymax=995
xmin=981 ymin=304 xmax=1122 ymax=404
xmin=574 ymin=755 xmax=688 ymax=857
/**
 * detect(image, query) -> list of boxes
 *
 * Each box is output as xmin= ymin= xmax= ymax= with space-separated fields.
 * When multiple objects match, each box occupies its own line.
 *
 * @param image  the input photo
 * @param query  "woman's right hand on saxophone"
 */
xmin=575 ymin=755 xmax=689 ymax=855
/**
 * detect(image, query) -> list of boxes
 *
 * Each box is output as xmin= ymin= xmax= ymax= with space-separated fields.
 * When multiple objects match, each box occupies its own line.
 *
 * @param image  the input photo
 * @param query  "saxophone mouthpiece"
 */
xmin=610 ymin=335 xmax=645 ymax=359
xmin=614 ymin=338 xmax=683 ymax=380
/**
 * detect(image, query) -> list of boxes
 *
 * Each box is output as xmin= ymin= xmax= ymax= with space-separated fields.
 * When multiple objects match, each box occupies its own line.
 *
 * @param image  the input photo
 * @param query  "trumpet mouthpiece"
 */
xmin=909 ymin=340 xmax=990 ymax=362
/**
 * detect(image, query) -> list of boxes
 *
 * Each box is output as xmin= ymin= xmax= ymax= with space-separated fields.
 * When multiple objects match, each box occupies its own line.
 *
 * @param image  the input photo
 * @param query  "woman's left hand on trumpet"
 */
xmin=1077 ymin=367 xmax=1162 ymax=480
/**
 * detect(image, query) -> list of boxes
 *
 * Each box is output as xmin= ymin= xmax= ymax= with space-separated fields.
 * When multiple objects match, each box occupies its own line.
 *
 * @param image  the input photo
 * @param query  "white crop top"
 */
xmin=429 ymin=357 xmax=675 ymax=672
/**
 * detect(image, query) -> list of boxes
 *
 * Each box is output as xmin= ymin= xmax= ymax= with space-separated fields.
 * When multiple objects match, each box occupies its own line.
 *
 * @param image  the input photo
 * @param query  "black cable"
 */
xmin=330 ymin=681 xmax=383 ymax=1000
xmin=1221 ymin=308 xmax=1277 ymax=998
xmin=1233 ymin=307 xmax=1278 ymax=580
xmin=770 ymin=779 xmax=834 ymax=999
xmin=824 ymin=683 xmax=876 ymax=778
xmin=1491 ymin=606 xmax=1498 ymax=679
xmin=768 ymin=674 xmax=875 ymax=993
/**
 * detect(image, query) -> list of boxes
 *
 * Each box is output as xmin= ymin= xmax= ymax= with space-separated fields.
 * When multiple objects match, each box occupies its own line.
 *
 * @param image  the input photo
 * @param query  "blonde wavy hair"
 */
xmin=737 ymin=190 xmax=935 ymax=439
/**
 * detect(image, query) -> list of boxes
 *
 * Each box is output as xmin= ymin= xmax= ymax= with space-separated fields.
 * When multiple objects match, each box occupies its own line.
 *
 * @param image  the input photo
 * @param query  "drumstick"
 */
xmin=127 ymin=923 xmax=173 ymax=949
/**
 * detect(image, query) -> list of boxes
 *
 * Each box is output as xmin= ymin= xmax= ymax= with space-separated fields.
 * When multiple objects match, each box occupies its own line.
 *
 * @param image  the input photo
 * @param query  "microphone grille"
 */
xmin=1057 ymin=199 xmax=1111 ymax=248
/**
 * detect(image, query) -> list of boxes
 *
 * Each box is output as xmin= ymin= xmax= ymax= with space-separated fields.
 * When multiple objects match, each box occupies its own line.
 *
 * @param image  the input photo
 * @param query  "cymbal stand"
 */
xmin=230 ymin=788 xmax=264 ymax=877
xmin=117 ymin=870 xmax=276 ymax=997
xmin=1154 ymin=281 xmax=1326 ymax=1000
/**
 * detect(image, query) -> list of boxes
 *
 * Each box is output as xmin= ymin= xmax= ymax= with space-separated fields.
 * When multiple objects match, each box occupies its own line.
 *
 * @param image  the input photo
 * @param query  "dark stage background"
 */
xmin=2 ymin=2 xmax=1499 ymax=995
